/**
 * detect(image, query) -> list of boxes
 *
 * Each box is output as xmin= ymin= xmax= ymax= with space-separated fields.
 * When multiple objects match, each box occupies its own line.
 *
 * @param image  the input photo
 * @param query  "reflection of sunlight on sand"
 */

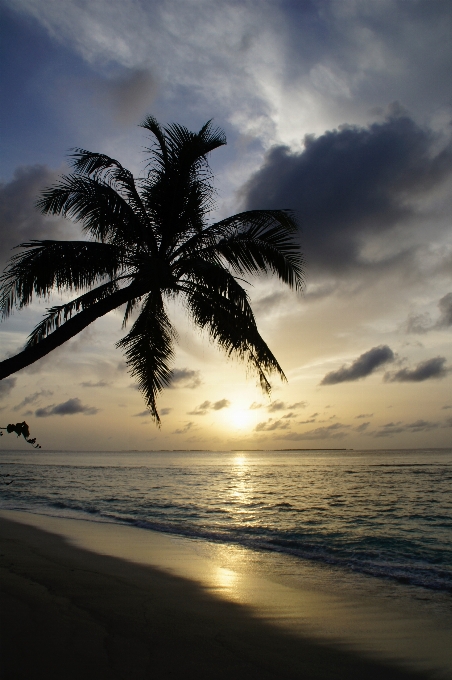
xmin=213 ymin=566 xmax=238 ymax=592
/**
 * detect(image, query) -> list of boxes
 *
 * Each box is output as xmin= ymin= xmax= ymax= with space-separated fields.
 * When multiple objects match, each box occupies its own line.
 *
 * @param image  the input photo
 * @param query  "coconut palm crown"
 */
xmin=0 ymin=117 xmax=304 ymax=423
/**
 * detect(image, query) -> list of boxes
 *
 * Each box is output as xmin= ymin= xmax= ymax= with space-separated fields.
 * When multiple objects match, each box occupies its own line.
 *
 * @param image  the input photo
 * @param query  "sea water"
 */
xmin=1 ymin=448 xmax=451 ymax=596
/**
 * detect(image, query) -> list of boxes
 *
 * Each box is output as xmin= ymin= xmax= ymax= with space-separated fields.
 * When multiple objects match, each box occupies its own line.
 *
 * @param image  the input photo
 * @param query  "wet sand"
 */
xmin=0 ymin=511 xmax=449 ymax=679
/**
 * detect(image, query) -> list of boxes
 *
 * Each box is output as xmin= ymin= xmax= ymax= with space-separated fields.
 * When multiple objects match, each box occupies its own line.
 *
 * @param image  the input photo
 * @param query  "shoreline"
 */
xmin=1 ymin=510 xmax=451 ymax=679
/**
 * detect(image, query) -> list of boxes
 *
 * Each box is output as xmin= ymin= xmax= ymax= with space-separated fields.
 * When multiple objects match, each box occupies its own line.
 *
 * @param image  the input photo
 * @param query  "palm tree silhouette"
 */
xmin=0 ymin=118 xmax=303 ymax=423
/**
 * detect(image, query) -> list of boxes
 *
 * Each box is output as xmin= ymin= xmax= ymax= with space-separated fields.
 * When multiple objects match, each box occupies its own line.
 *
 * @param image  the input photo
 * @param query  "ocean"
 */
xmin=1 ymin=448 xmax=451 ymax=596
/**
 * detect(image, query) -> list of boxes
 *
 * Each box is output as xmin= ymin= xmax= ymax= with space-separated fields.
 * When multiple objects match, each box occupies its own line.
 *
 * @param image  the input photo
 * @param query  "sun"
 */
xmin=228 ymin=408 xmax=253 ymax=430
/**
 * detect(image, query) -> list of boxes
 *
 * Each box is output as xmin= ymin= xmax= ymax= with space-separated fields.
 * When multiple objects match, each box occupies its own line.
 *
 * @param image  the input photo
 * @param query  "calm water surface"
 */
xmin=1 ymin=448 xmax=451 ymax=594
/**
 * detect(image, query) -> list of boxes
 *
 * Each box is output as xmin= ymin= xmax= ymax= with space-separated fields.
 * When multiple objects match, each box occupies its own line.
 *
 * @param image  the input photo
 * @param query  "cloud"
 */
xmin=321 ymin=345 xmax=394 ymax=385
xmin=80 ymin=380 xmax=110 ymax=388
xmin=212 ymin=399 xmax=230 ymax=411
xmin=0 ymin=165 xmax=76 ymax=270
xmin=385 ymin=356 xmax=450 ymax=382
xmin=355 ymin=422 xmax=370 ymax=433
xmin=267 ymin=400 xmax=307 ymax=412
xmin=160 ymin=407 xmax=172 ymax=416
xmin=13 ymin=389 xmax=53 ymax=410
xmin=35 ymin=397 xmax=99 ymax=417
xmin=173 ymin=421 xmax=193 ymax=435
xmin=406 ymin=293 xmax=452 ymax=333
xmin=0 ymin=377 xmax=17 ymax=399
xmin=405 ymin=312 xmax=432 ymax=334
xmin=252 ymin=291 xmax=289 ymax=315
xmin=249 ymin=402 xmax=262 ymax=410
xmin=95 ymin=68 xmax=158 ymax=123
xmin=437 ymin=293 xmax=452 ymax=328
xmin=188 ymin=399 xmax=230 ymax=415
xmin=169 ymin=368 xmax=202 ymax=389
xmin=242 ymin=114 xmax=452 ymax=277
xmin=188 ymin=400 xmax=212 ymax=416
xmin=355 ymin=413 xmax=373 ymax=419
xmin=373 ymin=419 xmax=440 ymax=437
xmin=255 ymin=418 xmax=291 ymax=432
xmin=279 ymin=423 xmax=349 ymax=441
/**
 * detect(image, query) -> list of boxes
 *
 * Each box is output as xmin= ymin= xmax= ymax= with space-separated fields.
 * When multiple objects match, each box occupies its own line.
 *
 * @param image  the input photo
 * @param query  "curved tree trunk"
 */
xmin=0 ymin=282 xmax=149 ymax=380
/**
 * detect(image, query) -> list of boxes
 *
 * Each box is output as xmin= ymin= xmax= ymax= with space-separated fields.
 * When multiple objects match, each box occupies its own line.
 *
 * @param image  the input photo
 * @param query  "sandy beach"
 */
xmin=1 ymin=511 xmax=450 ymax=679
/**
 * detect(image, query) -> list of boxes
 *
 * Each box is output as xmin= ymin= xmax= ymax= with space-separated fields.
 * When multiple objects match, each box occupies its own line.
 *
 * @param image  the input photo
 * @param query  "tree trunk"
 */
xmin=0 ymin=282 xmax=149 ymax=380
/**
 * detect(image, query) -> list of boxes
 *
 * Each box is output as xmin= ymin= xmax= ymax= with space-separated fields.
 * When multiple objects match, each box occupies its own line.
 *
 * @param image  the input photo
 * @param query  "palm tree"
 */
xmin=0 ymin=118 xmax=303 ymax=423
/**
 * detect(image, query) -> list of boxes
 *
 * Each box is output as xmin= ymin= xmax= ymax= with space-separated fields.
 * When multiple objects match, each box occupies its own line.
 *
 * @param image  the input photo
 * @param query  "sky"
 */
xmin=0 ymin=0 xmax=451 ymax=451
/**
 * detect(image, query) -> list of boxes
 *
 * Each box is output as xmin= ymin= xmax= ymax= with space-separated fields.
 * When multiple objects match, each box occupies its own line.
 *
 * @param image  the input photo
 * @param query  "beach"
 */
xmin=1 ymin=511 xmax=450 ymax=680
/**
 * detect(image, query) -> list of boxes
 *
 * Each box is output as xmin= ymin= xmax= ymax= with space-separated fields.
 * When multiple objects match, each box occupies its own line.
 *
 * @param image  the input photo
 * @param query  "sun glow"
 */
xmin=228 ymin=408 xmax=254 ymax=430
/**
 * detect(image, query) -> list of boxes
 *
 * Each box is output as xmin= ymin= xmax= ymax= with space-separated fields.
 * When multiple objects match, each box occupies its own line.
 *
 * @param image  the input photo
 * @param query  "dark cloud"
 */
xmin=406 ymin=419 xmax=440 ymax=432
xmin=373 ymin=419 xmax=440 ymax=437
xmin=212 ymin=399 xmax=230 ymax=411
xmin=80 ymin=380 xmax=110 ymax=388
xmin=188 ymin=399 xmax=230 ymax=415
xmin=0 ymin=377 xmax=16 ymax=399
xmin=242 ymin=114 xmax=452 ymax=276
xmin=279 ymin=423 xmax=349 ymax=441
xmin=355 ymin=413 xmax=373 ymax=419
xmin=385 ymin=356 xmax=450 ymax=382
xmin=188 ymin=400 xmax=212 ymax=416
xmin=169 ymin=368 xmax=202 ymax=389
xmin=35 ymin=397 xmax=99 ymax=417
xmin=255 ymin=418 xmax=291 ymax=432
xmin=355 ymin=422 xmax=370 ymax=433
xmin=321 ymin=345 xmax=394 ymax=385
xmin=0 ymin=165 xmax=75 ymax=271
xmin=406 ymin=293 xmax=452 ymax=333
xmin=405 ymin=311 xmax=432 ymax=334
xmin=95 ymin=68 xmax=158 ymax=124
xmin=267 ymin=400 xmax=307 ymax=412
xmin=13 ymin=389 xmax=53 ymax=410
xmin=173 ymin=421 xmax=193 ymax=435
xmin=437 ymin=293 xmax=452 ymax=328
xmin=135 ymin=407 xmax=171 ymax=418
xmin=267 ymin=400 xmax=287 ymax=412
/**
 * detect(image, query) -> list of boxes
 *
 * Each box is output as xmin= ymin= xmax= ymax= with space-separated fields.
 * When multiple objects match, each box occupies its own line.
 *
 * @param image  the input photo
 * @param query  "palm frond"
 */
xmin=178 ymin=258 xmax=250 ymax=311
xmin=25 ymin=279 xmax=121 ymax=347
xmin=140 ymin=120 xmax=226 ymax=250
xmin=69 ymin=149 xmax=156 ymax=251
xmin=140 ymin=115 xmax=169 ymax=171
xmin=0 ymin=240 xmax=124 ymax=317
xmin=37 ymin=175 xmax=144 ymax=246
xmin=121 ymin=296 xmax=143 ymax=329
xmin=185 ymin=281 xmax=286 ymax=395
xmin=117 ymin=292 xmax=176 ymax=424
xmin=173 ymin=209 xmax=304 ymax=290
